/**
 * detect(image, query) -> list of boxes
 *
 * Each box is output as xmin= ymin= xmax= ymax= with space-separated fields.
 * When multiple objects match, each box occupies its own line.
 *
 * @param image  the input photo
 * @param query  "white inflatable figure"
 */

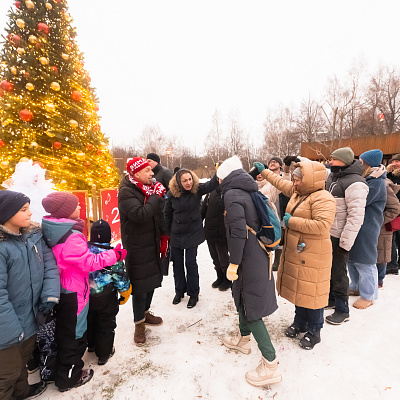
xmin=2 ymin=159 xmax=55 ymax=223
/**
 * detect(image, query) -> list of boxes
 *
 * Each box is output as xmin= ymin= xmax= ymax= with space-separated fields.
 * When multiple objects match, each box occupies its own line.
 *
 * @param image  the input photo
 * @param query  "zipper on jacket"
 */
xmin=33 ymin=244 xmax=42 ymax=262
xmin=84 ymin=279 xmax=88 ymax=302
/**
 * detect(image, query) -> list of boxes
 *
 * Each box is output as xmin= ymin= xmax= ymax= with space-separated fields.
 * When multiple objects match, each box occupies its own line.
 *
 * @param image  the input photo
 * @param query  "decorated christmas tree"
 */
xmin=0 ymin=0 xmax=119 ymax=190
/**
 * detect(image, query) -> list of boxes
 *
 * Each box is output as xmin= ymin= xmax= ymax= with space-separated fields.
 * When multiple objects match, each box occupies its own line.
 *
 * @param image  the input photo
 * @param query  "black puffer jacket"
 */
xmin=164 ymin=171 xmax=219 ymax=249
xmin=118 ymin=176 xmax=167 ymax=295
xmin=221 ymin=169 xmax=278 ymax=321
xmin=203 ymin=186 xmax=227 ymax=244
xmin=152 ymin=163 xmax=173 ymax=191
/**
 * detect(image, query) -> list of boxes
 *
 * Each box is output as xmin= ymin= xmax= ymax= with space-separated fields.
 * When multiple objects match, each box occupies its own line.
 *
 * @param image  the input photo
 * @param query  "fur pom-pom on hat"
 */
xmin=42 ymin=191 xmax=79 ymax=219
xmin=216 ymin=155 xmax=243 ymax=180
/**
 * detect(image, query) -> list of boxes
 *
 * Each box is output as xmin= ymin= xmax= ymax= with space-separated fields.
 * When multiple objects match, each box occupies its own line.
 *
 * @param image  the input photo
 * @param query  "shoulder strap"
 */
xmin=289 ymin=193 xmax=311 ymax=215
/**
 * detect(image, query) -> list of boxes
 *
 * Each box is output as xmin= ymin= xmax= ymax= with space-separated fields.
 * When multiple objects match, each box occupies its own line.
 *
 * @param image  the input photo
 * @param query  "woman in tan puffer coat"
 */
xmin=254 ymin=160 xmax=336 ymax=350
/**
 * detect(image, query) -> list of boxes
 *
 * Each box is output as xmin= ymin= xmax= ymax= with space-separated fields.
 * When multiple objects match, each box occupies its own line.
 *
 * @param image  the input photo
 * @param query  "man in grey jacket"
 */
xmin=325 ymin=147 xmax=369 ymax=325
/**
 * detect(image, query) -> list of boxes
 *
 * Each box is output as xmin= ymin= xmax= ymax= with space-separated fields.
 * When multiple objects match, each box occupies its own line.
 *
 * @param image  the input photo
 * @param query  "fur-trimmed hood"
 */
xmin=387 ymin=163 xmax=400 ymax=176
xmin=168 ymin=169 xmax=200 ymax=198
xmin=0 ymin=221 xmax=41 ymax=242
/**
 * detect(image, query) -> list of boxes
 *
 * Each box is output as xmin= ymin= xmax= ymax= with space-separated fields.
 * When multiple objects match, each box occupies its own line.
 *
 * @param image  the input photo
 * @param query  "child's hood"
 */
xmin=0 ymin=222 xmax=41 ymax=242
xmin=41 ymin=216 xmax=77 ymax=248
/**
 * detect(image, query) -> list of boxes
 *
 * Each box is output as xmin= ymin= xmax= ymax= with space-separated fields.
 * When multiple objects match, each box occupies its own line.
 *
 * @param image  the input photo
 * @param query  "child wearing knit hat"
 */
xmin=0 ymin=191 xmax=60 ymax=399
xmin=41 ymin=191 xmax=127 ymax=392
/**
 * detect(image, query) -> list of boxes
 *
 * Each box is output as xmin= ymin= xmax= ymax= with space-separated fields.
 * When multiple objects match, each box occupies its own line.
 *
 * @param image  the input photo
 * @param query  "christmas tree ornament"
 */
xmin=10 ymin=35 xmax=21 ymax=47
xmin=29 ymin=141 xmax=39 ymax=149
xmin=37 ymin=23 xmax=50 ymax=34
xmin=39 ymin=57 xmax=49 ymax=65
xmin=16 ymin=19 xmax=25 ymax=28
xmin=15 ymin=1 xmax=21 ymax=9
xmin=93 ymin=124 xmax=100 ymax=131
xmin=29 ymin=35 xmax=37 ymax=43
xmin=62 ymin=53 xmax=69 ymax=60
xmin=96 ymin=149 xmax=103 ymax=155
xmin=53 ymin=141 xmax=61 ymax=149
xmin=19 ymin=109 xmax=34 ymax=122
xmin=23 ymin=70 xmax=30 ymax=78
xmin=71 ymin=90 xmax=82 ymax=101
xmin=45 ymin=2 xmax=52 ymax=10
xmin=17 ymin=47 xmax=25 ymax=55
xmin=1 ymin=161 xmax=10 ymax=169
xmin=76 ymin=152 xmax=85 ymax=161
xmin=50 ymin=81 xmax=60 ymax=91
xmin=19 ymin=157 xmax=30 ymax=162
xmin=10 ymin=66 xmax=17 ymax=75
xmin=3 ymin=103 xmax=11 ymax=110
xmin=1 ymin=119 xmax=12 ymax=127
xmin=86 ymin=143 xmax=93 ymax=150
xmin=94 ymin=105 xmax=99 ymax=112
xmin=45 ymin=130 xmax=55 ymax=137
xmin=26 ymin=83 xmax=34 ymax=91
xmin=45 ymin=103 xmax=55 ymax=112
xmin=60 ymin=179 xmax=67 ymax=185
xmin=85 ymin=161 xmax=91 ymax=168
xmin=1 ymin=80 xmax=14 ymax=91
xmin=62 ymin=156 xmax=69 ymax=162
xmin=0 ymin=140 xmax=5 ymax=147
xmin=25 ymin=1 xmax=35 ymax=10
xmin=69 ymin=119 xmax=78 ymax=128
xmin=50 ymin=66 xmax=58 ymax=74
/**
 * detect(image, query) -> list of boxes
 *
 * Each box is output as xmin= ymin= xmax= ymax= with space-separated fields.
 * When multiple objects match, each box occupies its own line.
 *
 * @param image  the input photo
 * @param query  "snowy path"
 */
xmin=31 ymin=242 xmax=400 ymax=400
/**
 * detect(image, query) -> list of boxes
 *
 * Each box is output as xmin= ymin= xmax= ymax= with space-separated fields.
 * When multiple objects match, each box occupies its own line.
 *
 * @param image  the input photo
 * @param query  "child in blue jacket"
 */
xmin=87 ymin=220 xmax=131 ymax=365
xmin=0 ymin=190 xmax=60 ymax=400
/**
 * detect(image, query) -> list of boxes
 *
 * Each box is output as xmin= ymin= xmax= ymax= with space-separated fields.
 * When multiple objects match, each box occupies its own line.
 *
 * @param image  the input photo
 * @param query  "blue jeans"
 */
xmin=131 ymin=290 xmax=154 ymax=323
xmin=348 ymin=261 xmax=378 ymax=301
xmin=377 ymin=263 xmax=386 ymax=284
xmin=294 ymin=306 xmax=324 ymax=334
xmin=171 ymin=246 xmax=199 ymax=297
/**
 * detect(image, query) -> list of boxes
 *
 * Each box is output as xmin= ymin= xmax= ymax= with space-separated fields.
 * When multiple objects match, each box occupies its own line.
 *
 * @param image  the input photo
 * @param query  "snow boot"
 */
xmin=172 ymin=293 xmax=184 ymax=305
xmin=299 ymin=331 xmax=321 ymax=350
xmin=134 ymin=322 xmax=146 ymax=346
xmin=98 ymin=347 xmax=115 ymax=366
xmin=324 ymin=299 xmax=335 ymax=310
xmin=144 ymin=310 xmax=163 ymax=326
xmin=285 ymin=323 xmax=307 ymax=338
xmin=222 ymin=333 xmax=251 ymax=354
xmin=325 ymin=311 xmax=350 ymax=325
xmin=218 ymin=277 xmax=232 ymax=291
xmin=23 ymin=381 xmax=47 ymax=399
xmin=211 ymin=270 xmax=224 ymax=288
xmin=187 ymin=296 xmax=198 ymax=308
xmin=245 ymin=356 xmax=282 ymax=386
xmin=58 ymin=369 xmax=94 ymax=392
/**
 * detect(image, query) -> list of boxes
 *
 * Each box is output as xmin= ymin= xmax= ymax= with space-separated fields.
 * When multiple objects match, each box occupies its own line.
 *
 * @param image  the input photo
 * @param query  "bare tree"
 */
xmin=296 ymin=95 xmax=326 ymax=142
xmin=204 ymin=109 xmax=225 ymax=164
xmin=227 ymin=110 xmax=244 ymax=157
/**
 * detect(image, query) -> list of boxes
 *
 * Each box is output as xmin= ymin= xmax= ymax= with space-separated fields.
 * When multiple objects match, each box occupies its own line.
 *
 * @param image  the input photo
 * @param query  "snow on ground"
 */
xmin=31 ymin=242 xmax=400 ymax=400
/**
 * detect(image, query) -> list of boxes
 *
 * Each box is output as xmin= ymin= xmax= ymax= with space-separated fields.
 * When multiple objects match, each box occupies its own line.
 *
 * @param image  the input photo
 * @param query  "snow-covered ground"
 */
xmin=30 ymin=242 xmax=400 ymax=400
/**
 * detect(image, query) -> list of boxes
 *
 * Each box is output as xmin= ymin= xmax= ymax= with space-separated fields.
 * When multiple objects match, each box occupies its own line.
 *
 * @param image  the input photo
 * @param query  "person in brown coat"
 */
xmin=377 ymin=179 xmax=400 ymax=287
xmin=254 ymin=160 xmax=336 ymax=350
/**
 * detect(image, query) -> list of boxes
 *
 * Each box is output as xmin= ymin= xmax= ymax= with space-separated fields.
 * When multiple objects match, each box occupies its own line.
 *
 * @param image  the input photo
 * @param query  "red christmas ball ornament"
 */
xmin=54 ymin=0 xmax=61 ymax=3
xmin=86 ymin=143 xmax=93 ymax=150
xmin=85 ymin=161 xmax=91 ymax=168
xmin=15 ymin=1 xmax=21 ymax=9
xmin=51 ymin=66 xmax=58 ymax=74
xmin=23 ymin=71 xmax=30 ymax=78
xmin=37 ymin=23 xmax=50 ymax=35
xmin=101 ymin=172 xmax=107 ymax=178
xmin=10 ymin=34 xmax=21 ymax=47
xmin=19 ymin=109 xmax=34 ymax=122
xmin=93 ymin=124 xmax=100 ymax=132
xmin=96 ymin=149 xmax=103 ymax=155
xmin=94 ymin=105 xmax=99 ymax=112
xmin=53 ymin=142 xmax=62 ymax=150
xmin=86 ymin=75 xmax=91 ymax=82
xmin=71 ymin=90 xmax=82 ymax=102
xmin=0 ymin=139 xmax=5 ymax=147
xmin=1 ymin=81 xmax=14 ymax=92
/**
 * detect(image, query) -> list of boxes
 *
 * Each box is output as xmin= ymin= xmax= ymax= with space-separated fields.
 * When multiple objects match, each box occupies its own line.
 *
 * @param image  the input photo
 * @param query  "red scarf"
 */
xmin=128 ymin=175 xmax=157 ymax=200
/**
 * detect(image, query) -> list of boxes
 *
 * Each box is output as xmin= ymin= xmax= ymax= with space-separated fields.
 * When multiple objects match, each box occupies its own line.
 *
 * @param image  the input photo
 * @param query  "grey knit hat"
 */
xmin=330 ymin=147 xmax=354 ymax=166
xmin=292 ymin=167 xmax=303 ymax=179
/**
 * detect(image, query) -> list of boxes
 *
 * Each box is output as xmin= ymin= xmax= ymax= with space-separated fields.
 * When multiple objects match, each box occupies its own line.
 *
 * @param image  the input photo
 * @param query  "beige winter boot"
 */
xmin=245 ymin=356 xmax=282 ymax=386
xmin=222 ymin=333 xmax=251 ymax=354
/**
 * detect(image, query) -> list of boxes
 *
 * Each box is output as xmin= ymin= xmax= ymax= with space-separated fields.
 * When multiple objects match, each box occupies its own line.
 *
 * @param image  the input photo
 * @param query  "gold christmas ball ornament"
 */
xmin=60 ymin=180 xmax=67 ymax=185
xmin=10 ymin=66 xmax=17 ymax=75
xmin=16 ymin=19 xmax=25 ymax=29
xmin=29 ymin=35 xmax=37 ymax=44
xmin=0 ymin=161 xmax=10 ymax=169
xmin=61 ymin=53 xmax=69 ymax=60
xmin=2 ymin=119 xmax=12 ymax=127
xmin=20 ymin=157 xmax=30 ymax=162
xmin=29 ymin=141 xmax=39 ymax=149
xmin=76 ymin=152 xmax=85 ymax=161
xmin=45 ymin=103 xmax=55 ymax=112
xmin=62 ymin=156 xmax=69 ymax=162
xmin=45 ymin=2 xmax=52 ymax=10
xmin=17 ymin=47 xmax=25 ymax=55
xmin=50 ymin=82 xmax=60 ymax=91
xmin=39 ymin=57 xmax=49 ymax=65
xmin=25 ymin=1 xmax=35 ymax=10
xmin=45 ymin=130 xmax=55 ymax=137
xmin=26 ymin=83 xmax=34 ymax=91
xmin=69 ymin=119 xmax=78 ymax=128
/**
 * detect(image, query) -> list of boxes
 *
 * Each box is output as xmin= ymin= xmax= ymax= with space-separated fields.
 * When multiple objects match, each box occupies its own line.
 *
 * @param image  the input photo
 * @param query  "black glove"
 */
xmin=337 ymin=246 xmax=349 ymax=256
xmin=283 ymin=156 xmax=300 ymax=166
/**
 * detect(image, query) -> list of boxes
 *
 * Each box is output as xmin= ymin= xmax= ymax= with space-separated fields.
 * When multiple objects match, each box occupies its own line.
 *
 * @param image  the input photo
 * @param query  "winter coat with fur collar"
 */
xmin=0 ymin=223 xmax=59 ymax=350
xmin=164 ymin=172 xmax=219 ymax=249
xmin=387 ymin=164 xmax=400 ymax=201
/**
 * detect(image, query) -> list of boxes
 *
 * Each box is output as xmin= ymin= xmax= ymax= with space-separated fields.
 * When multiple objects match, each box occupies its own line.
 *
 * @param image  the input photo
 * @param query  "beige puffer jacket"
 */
xmin=261 ymin=161 xmax=336 ymax=309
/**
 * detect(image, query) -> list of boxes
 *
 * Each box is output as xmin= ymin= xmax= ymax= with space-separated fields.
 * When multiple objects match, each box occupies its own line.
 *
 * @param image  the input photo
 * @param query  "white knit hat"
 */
xmin=216 ymin=155 xmax=243 ymax=180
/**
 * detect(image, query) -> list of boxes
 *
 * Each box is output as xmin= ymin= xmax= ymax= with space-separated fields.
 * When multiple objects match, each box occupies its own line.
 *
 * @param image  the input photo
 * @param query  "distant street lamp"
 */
xmin=165 ymin=148 xmax=172 ymax=169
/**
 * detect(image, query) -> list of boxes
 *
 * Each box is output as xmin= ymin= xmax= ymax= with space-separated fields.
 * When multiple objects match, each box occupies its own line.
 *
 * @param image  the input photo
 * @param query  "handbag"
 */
xmin=385 ymin=215 xmax=400 ymax=232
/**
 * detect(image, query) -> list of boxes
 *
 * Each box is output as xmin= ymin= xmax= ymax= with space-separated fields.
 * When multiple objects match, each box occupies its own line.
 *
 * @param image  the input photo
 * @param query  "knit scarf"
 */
xmin=128 ymin=175 xmax=156 ymax=200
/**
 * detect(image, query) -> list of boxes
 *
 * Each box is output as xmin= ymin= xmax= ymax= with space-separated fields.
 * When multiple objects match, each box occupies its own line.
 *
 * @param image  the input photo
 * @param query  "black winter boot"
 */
xmin=211 ymin=270 xmax=224 ymax=288
xmin=325 ymin=311 xmax=350 ymax=325
xmin=299 ymin=331 xmax=321 ymax=350
xmin=285 ymin=323 xmax=307 ymax=338
xmin=218 ymin=278 xmax=232 ymax=291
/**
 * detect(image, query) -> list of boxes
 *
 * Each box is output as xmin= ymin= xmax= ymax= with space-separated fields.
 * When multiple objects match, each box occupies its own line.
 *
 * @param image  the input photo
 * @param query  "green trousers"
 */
xmin=239 ymin=305 xmax=276 ymax=362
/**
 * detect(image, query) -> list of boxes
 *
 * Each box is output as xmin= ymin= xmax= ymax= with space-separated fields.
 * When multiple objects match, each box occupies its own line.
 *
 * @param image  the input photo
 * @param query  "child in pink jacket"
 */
xmin=41 ymin=192 xmax=126 ymax=392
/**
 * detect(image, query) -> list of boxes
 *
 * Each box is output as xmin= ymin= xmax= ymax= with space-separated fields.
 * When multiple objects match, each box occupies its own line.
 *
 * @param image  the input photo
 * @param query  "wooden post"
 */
xmin=91 ymin=184 xmax=98 ymax=221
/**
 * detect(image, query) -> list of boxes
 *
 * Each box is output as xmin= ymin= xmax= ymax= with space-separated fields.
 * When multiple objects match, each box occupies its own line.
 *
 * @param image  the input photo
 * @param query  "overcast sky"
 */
xmin=1 ymin=0 xmax=399 ymax=154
